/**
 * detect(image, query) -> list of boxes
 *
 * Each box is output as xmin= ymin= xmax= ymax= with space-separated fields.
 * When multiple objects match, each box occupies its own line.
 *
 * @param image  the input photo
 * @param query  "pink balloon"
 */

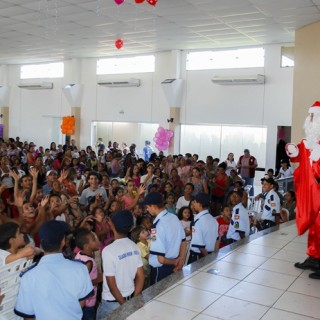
xmin=155 ymin=132 xmax=161 ymax=138
xmin=114 ymin=0 xmax=124 ymax=4
xmin=158 ymin=127 xmax=165 ymax=134
xmin=167 ymin=130 xmax=173 ymax=138
xmin=160 ymin=132 xmax=167 ymax=139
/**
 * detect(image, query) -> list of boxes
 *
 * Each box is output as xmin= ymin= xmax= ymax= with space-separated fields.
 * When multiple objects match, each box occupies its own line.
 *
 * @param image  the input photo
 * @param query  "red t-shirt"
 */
xmin=216 ymin=216 xmax=230 ymax=248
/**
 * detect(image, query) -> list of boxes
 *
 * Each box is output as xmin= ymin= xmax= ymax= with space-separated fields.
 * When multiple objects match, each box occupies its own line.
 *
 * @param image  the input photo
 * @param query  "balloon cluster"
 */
xmin=113 ymin=0 xmax=158 ymax=49
xmin=115 ymin=0 xmax=158 ymax=5
xmin=61 ymin=116 xmax=75 ymax=135
xmin=153 ymin=127 xmax=173 ymax=151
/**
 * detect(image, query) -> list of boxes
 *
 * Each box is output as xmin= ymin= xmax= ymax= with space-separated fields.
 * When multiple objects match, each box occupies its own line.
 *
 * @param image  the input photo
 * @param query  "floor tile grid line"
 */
xmin=223 ymin=236 xmax=320 ymax=320
xmin=153 ymin=285 xmax=222 ymax=314
xmin=264 ymin=308 xmax=320 ymax=320
xmin=195 ymin=241 xmax=302 ymax=319
xmin=159 ymin=228 xmax=306 ymax=313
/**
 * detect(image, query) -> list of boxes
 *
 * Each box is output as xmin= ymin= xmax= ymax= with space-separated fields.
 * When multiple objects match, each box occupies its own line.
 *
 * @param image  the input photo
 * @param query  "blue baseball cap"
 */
xmin=140 ymin=192 xmax=163 ymax=206
xmin=111 ymin=210 xmax=134 ymax=234
xmin=39 ymin=220 xmax=68 ymax=250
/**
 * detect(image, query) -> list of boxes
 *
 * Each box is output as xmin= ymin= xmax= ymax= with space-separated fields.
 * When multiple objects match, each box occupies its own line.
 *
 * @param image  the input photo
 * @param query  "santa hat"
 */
xmin=308 ymin=101 xmax=320 ymax=113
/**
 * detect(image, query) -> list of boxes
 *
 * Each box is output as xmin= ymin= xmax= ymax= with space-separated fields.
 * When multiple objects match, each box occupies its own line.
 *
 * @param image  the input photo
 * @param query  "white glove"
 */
xmin=286 ymin=143 xmax=299 ymax=158
xmin=310 ymin=144 xmax=320 ymax=161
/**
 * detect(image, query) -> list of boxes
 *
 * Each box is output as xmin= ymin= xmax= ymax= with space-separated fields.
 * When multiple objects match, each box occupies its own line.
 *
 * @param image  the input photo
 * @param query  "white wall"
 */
xmin=3 ymin=44 xmax=293 ymax=170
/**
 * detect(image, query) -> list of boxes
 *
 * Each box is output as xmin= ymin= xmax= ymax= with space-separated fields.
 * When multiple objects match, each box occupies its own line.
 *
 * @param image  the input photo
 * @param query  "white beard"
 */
xmin=304 ymin=113 xmax=320 ymax=161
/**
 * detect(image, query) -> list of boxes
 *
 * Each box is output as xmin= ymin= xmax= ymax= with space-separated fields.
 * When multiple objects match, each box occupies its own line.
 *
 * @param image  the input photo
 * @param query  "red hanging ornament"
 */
xmin=135 ymin=0 xmax=145 ymax=3
xmin=147 ymin=0 xmax=157 ymax=6
xmin=115 ymin=38 xmax=123 ymax=49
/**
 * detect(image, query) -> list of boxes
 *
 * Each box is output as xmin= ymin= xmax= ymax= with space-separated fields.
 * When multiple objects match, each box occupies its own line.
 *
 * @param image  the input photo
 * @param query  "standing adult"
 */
xmin=225 ymin=152 xmax=237 ymax=176
xmin=14 ymin=220 xmax=93 ymax=320
xmin=143 ymin=140 xmax=154 ymax=162
xmin=237 ymin=149 xmax=258 ymax=196
xmin=79 ymin=172 xmax=108 ymax=208
xmin=141 ymin=192 xmax=186 ymax=284
xmin=286 ymin=101 xmax=320 ymax=279
xmin=188 ymin=193 xmax=218 ymax=264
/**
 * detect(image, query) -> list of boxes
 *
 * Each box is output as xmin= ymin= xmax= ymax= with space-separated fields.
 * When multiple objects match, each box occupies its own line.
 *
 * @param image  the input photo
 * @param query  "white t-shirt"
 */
xmin=101 ymin=238 xmax=143 ymax=301
xmin=0 ymin=249 xmax=10 ymax=266
xmin=176 ymin=196 xmax=191 ymax=213
xmin=279 ymin=167 xmax=293 ymax=178
xmin=79 ymin=187 xmax=108 ymax=206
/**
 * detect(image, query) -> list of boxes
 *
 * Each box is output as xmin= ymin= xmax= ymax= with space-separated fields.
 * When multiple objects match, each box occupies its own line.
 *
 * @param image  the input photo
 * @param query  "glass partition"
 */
xmin=180 ymin=124 xmax=267 ymax=168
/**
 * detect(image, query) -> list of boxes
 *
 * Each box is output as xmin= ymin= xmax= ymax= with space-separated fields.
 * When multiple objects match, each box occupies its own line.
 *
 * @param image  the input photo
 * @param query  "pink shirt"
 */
xmin=75 ymin=252 xmax=97 ymax=307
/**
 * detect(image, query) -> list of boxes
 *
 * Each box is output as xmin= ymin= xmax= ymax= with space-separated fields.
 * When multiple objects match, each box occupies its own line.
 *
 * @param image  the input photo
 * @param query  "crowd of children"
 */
xmin=0 ymin=137 xmax=296 ymax=319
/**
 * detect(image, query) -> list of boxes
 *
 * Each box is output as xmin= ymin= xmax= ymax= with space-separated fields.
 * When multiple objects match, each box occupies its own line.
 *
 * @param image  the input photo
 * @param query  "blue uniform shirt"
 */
xmin=227 ymin=202 xmax=250 ymax=241
xmin=149 ymin=210 xmax=186 ymax=268
xmin=14 ymin=253 xmax=93 ymax=320
xmin=261 ymin=189 xmax=281 ymax=222
xmin=190 ymin=210 xmax=218 ymax=253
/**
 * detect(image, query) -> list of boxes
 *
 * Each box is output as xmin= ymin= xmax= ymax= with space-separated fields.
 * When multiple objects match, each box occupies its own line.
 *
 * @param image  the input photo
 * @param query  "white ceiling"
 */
xmin=1 ymin=0 xmax=320 ymax=64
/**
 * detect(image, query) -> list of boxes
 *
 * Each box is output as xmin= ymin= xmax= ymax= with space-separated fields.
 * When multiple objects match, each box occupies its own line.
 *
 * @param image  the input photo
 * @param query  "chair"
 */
xmin=0 ymin=258 xmax=33 ymax=320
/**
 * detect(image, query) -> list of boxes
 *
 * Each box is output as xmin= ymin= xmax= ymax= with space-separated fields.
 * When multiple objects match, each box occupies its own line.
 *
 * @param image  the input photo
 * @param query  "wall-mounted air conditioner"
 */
xmin=97 ymin=78 xmax=141 ymax=87
xmin=211 ymin=74 xmax=265 ymax=85
xmin=18 ymin=82 xmax=54 ymax=90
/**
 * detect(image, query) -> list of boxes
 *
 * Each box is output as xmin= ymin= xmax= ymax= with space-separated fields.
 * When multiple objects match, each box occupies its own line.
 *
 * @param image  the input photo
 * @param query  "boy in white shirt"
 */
xmin=97 ymin=210 xmax=144 ymax=319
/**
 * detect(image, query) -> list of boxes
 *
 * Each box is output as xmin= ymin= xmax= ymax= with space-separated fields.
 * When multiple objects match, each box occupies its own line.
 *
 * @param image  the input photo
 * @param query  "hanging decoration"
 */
xmin=135 ymin=0 xmax=145 ymax=3
xmin=147 ymin=0 xmax=157 ymax=6
xmin=61 ymin=116 xmax=75 ymax=135
xmin=115 ymin=38 xmax=124 ymax=49
xmin=114 ymin=0 xmax=125 ymax=5
xmin=153 ymin=127 xmax=173 ymax=151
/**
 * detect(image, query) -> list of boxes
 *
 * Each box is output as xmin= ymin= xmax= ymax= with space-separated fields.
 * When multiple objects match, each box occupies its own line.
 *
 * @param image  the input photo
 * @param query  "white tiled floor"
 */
xmin=127 ymin=224 xmax=320 ymax=320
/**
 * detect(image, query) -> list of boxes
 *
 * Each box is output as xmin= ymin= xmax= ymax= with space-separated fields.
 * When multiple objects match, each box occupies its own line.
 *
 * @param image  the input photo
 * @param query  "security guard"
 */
xmin=227 ymin=189 xmax=250 ymax=242
xmin=14 ymin=221 xmax=93 ymax=320
xmin=188 ymin=193 xmax=218 ymax=264
xmin=141 ymin=192 xmax=186 ymax=284
xmin=260 ymin=178 xmax=281 ymax=229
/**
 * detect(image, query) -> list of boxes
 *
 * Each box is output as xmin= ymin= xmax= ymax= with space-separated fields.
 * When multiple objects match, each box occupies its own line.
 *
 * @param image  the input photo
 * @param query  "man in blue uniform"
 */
xmin=188 ymin=193 xmax=218 ymax=264
xmin=141 ymin=192 xmax=186 ymax=284
xmin=260 ymin=178 xmax=281 ymax=229
xmin=227 ymin=189 xmax=250 ymax=242
xmin=14 ymin=221 xmax=93 ymax=320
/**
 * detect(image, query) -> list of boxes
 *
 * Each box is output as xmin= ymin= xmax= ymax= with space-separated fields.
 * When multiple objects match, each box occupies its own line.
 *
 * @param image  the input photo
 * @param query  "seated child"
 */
xmin=0 ymin=222 xmax=35 ymax=266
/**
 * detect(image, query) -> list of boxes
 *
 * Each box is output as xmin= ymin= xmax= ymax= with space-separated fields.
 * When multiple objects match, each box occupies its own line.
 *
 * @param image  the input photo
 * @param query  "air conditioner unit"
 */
xmin=211 ymin=74 xmax=265 ymax=85
xmin=18 ymin=82 xmax=54 ymax=90
xmin=97 ymin=78 xmax=141 ymax=87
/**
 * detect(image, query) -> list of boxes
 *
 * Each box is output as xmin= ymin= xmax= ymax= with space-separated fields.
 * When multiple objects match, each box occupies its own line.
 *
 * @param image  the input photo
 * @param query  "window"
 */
xmin=180 ymin=124 xmax=267 ymax=168
xmin=186 ymin=48 xmax=265 ymax=70
xmin=281 ymin=46 xmax=294 ymax=67
xmin=97 ymin=55 xmax=155 ymax=75
xmin=20 ymin=62 xmax=64 ymax=79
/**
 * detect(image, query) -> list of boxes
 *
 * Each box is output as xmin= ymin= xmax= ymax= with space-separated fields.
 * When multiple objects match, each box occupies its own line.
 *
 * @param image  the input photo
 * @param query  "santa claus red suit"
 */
xmin=286 ymin=101 xmax=320 ymax=279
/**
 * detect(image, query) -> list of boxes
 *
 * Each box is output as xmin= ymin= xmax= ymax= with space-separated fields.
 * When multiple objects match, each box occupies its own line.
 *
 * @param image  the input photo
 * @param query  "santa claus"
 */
xmin=286 ymin=101 xmax=320 ymax=279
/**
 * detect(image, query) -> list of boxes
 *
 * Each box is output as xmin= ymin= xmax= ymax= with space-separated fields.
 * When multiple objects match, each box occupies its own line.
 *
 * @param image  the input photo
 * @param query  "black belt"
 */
xmin=105 ymin=293 xmax=134 ymax=302
xmin=190 ymin=250 xmax=213 ymax=256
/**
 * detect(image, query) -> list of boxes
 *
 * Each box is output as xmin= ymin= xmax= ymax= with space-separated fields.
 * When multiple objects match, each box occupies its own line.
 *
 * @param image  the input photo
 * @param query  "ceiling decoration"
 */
xmin=0 ymin=0 xmax=319 ymax=64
